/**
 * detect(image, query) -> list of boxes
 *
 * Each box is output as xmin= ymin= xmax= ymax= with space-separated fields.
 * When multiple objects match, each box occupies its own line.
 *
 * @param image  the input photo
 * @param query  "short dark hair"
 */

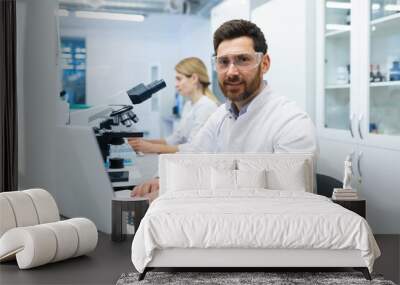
xmin=213 ymin=19 xmax=268 ymax=55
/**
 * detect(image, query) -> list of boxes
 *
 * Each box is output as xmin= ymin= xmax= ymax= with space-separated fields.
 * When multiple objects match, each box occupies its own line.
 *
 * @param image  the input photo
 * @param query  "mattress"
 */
xmin=131 ymin=190 xmax=380 ymax=273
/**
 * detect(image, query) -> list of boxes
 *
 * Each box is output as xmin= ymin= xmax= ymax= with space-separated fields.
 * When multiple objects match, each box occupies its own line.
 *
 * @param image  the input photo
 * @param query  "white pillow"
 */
xmin=167 ymin=162 xmax=211 ymax=192
xmin=211 ymin=169 xmax=268 ymax=191
xmin=267 ymin=162 xmax=307 ymax=191
xmin=236 ymin=169 xmax=267 ymax=189
xmin=238 ymin=159 xmax=310 ymax=192
xmin=211 ymin=168 xmax=236 ymax=190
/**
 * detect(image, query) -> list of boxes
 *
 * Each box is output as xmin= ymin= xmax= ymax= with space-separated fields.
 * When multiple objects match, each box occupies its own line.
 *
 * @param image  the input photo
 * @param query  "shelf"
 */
xmin=370 ymin=12 xmax=400 ymax=33
xmin=325 ymin=84 xmax=350 ymax=89
xmin=370 ymin=81 xmax=400 ymax=87
xmin=371 ymin=12 xmax=400 ymax=26
xmin=325 ymin=30 xmax=350 ymax=38
xmin=325 ymin=81 xmax=400 ymax=90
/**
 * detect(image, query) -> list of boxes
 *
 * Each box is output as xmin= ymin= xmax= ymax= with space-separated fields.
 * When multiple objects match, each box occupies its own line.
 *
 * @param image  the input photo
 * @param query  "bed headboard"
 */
xmin=159 ymin=153 xmax=314 ymax=195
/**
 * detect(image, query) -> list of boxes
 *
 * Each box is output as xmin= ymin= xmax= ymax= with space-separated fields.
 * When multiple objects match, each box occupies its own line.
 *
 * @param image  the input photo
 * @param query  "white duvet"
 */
xmin=131 ymin=190 xmax=380 ymax=273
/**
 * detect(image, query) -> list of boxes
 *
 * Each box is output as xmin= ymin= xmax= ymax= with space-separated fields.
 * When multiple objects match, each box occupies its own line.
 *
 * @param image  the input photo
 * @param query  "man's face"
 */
xmin=216 ymin=36 xmax=270 ymax=104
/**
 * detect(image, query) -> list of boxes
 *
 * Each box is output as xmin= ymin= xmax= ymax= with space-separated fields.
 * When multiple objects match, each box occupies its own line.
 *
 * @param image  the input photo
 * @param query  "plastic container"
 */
xmin=389 ymin=61 xmax=400 ymax=81
xmin=336 ymin=66 xmax=349 ymax=85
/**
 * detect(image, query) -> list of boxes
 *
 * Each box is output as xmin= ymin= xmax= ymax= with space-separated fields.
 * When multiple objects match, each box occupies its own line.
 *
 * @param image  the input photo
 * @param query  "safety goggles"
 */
xmin=212 ymin=52 xmax=264 ymax=73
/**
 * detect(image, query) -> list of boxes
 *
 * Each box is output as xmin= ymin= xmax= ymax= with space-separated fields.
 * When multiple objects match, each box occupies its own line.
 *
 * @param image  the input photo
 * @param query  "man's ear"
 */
xmin=261 ymin=54 xmax=270 ymax=74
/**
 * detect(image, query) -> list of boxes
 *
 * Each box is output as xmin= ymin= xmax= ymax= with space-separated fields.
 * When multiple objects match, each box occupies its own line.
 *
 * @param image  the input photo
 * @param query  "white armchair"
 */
xmin=0 ymin=188 xmax=98 ymax=269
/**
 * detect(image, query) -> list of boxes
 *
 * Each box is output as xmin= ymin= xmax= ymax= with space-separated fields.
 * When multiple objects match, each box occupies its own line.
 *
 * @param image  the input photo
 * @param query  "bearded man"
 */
xmin=131 ymin=19 xmax=317 ymax=200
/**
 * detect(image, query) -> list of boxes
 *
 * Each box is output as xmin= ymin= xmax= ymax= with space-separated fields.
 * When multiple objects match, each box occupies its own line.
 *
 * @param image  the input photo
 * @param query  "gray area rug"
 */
xmin=116 ymin=271 xmax=396 ymax=285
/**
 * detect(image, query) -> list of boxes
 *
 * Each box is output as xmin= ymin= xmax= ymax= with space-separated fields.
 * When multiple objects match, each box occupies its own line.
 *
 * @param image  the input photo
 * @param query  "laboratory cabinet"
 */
xmin=316 ymin=0 xmax=400 ymax=234
xmin=316 ymin=0 xmax=400 ymax=149
xmin=357 ymin=144 xmax=400 ymax=233
xmin=318 ymin=137 xmax=400 ymax=233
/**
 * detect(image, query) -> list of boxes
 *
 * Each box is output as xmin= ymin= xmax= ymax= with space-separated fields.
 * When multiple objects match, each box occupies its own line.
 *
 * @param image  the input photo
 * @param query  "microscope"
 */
xmin=94 ymin=79 xmax=166 ymax=184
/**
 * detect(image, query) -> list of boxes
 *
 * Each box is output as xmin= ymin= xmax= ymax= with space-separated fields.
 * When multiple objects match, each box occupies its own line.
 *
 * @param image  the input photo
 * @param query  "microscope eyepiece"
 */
xmin=127 ymin=79 xmax=166 ymax=105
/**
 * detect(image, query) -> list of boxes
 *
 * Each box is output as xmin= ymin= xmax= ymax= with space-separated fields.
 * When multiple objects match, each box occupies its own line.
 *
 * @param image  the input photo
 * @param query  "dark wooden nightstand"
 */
xmin=112 ymin=197 xmax=149 ymax=242
xmin=332 ymin=199 xmax=366 ymax=218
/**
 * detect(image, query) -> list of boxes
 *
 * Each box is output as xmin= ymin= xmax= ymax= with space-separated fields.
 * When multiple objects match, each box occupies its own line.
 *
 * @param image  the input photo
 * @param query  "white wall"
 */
xmin=251 ymin=0 xmax=316 ymax=120
xmin=17 ymin=0 xmax=60 ymax=191
xmin=211 ymin=0 xmax=250 ymax=34
xmin=60 ymin=14 xmax=212 ymax=137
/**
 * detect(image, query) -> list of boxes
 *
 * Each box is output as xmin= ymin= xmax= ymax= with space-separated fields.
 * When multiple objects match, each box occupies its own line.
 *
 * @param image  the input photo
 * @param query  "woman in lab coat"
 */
xmin=128 ymin=57 xmax=219 ymax=153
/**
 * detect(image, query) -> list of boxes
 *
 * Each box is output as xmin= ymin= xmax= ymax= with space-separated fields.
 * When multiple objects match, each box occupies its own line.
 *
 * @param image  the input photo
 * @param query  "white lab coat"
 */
xmin=180 ymin=85 xmax=318 ymax=156
xmin=165 ymin=96 xmax=218 ymax=150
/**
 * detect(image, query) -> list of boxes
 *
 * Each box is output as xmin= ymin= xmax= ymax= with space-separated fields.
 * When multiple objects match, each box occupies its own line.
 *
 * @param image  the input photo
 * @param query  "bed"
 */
xmin=131 ymin=153 xmax=380 ymax=281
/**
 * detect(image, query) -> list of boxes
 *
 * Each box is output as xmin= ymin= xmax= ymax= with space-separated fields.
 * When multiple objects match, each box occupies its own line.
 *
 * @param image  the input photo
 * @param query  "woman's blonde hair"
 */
xmin=175 ymin=57 xmax=219 ymax=104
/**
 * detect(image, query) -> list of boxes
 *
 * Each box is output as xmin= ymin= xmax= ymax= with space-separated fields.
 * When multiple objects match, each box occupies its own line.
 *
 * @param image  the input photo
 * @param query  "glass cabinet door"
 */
xmin=324 ymin=0 xmax=352 ymax=130
xmin=368 ymin=0 xmax=400 ymax=137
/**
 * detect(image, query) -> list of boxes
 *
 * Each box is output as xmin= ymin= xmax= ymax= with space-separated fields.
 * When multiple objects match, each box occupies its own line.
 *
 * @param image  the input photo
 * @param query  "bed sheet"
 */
xmin=131 ymin=190 xmax=380 ymax=273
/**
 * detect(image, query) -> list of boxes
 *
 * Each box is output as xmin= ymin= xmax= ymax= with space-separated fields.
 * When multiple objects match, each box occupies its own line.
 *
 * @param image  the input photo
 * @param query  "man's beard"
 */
xmin=218 ymin=66 xmax=262 ymax=103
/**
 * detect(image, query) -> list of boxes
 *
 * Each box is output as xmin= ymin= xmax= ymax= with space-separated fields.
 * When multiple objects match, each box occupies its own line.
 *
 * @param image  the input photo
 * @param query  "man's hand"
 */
xmin=131 ymin=178 xmax=160 ymax=202
xmin=128 ymin=138 xmax=158 ymax=153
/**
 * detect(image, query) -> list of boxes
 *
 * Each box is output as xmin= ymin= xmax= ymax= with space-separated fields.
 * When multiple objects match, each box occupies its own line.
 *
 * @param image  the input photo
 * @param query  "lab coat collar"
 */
xmin=190 ymin=94 xmax=207 ymax=107
xmin=226 ymin=101 xmax=250 ymax=119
